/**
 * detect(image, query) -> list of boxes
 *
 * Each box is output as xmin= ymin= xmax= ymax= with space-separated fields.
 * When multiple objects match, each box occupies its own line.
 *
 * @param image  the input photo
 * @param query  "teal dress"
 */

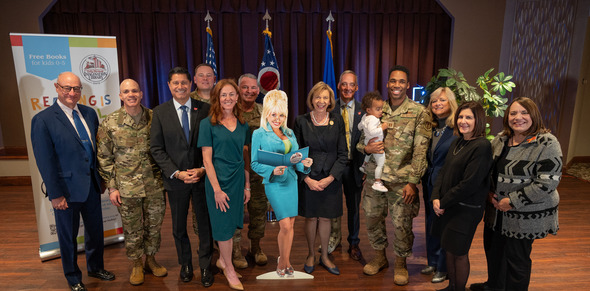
xmin=198 ymin=117 xmax=250 ymax=241
xmin=250 ymin=125 xmax=310 ymax=221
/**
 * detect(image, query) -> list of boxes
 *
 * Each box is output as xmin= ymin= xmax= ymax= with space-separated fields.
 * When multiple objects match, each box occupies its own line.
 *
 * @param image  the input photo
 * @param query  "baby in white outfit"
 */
xmin=358 ymin=91 xmax=388 ymax=192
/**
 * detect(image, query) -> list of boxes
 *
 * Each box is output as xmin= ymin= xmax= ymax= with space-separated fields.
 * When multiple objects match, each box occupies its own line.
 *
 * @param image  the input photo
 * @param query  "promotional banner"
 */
xmin=10 ymin=33 xmax=123 ymax=261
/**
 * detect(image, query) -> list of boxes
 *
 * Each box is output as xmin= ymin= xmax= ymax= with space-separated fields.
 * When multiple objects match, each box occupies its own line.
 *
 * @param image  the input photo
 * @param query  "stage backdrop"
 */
xmin=10 ymin=33 xmax=123 ymax=261
xmin=42 ymin=0 xmax=451 ymax=125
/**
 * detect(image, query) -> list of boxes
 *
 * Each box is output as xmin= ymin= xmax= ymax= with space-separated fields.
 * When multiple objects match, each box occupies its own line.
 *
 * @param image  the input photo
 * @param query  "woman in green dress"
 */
xmin=198 ymin=79 xmax=250 ymax=290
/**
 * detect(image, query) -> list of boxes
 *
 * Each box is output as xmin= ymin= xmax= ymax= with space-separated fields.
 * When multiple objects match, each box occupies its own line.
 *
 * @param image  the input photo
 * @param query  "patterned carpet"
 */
xmin=566 ymin=162 xmax=590 ymax=183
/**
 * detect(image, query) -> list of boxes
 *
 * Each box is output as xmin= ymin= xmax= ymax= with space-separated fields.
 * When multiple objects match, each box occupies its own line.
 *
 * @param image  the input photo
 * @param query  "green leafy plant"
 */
xmin=425 ymin=67 xmax=516 ymax=140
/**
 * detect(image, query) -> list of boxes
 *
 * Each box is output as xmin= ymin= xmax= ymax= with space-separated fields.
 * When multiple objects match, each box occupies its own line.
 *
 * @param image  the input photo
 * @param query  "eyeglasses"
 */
xmin=56 ymin=83 xmax=83 ymax=93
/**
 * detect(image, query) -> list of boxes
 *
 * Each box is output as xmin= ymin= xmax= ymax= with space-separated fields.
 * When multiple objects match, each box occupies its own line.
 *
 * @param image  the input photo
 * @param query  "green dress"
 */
xmin=198 ymin=116 xmax=250 ymax=241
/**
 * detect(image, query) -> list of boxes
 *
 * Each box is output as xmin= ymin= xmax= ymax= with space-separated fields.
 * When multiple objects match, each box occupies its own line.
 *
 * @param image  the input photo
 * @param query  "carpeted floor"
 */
xmin=566 ymin=162 xmax=590 ymax=183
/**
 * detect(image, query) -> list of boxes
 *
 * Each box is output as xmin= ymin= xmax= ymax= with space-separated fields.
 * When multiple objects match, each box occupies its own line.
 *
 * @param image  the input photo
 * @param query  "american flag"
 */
xmin=257 ymin=29 xmax=280 ymax=95
xmin=205 ymin=27 xmax=218 ymax=79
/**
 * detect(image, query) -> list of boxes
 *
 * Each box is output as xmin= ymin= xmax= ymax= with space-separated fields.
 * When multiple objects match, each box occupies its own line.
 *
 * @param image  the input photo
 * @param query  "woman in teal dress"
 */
xmin=198 ymin=79 xmax=249 ymax=290
xmin=251 ymin=89 xmax=313 ymax=277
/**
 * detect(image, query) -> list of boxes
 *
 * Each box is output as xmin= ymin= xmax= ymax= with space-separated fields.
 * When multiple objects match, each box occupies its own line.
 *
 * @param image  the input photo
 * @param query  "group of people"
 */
xmin=30 ymin=64 xmax=561 ymax=291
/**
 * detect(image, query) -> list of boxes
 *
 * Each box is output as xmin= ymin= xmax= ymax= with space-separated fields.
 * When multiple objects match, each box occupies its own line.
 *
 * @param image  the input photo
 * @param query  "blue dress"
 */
xmin=251 ymin=125 xmax=310 ymax=221
xmin=197 ymin=117 xmax=250 ymax=241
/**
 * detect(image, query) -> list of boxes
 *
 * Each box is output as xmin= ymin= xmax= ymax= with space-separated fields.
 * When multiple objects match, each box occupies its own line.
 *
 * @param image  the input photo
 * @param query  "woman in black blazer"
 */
xmin=294 ymin=81 xmax=348 ymax=275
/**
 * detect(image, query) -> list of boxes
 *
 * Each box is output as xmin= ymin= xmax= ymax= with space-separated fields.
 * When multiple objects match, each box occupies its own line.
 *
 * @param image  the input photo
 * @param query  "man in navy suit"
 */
xmin=150 ymin=67 xmax=214 ymax=287
xmin=330 ymin=70 xmax=365 ymax=261
xmin=31 ymin=72 xmax=115 ymax=291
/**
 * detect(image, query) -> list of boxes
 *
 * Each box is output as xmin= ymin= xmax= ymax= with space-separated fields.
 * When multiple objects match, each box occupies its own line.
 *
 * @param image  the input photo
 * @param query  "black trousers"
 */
xmin=167 ymin=182 xmax=213 ymax=270
xmin=341 ymin=162 xmax=362 ymax=245
xmin=484 ymin=225 xmax=534 ymax=290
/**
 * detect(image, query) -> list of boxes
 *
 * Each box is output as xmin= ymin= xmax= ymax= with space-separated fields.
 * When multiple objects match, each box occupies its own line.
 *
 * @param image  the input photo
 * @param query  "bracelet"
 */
xmin=245 ymin=188 xmax=251 ymax=191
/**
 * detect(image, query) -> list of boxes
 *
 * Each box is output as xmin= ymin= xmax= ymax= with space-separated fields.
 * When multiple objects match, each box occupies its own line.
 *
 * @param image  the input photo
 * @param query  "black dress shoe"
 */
xmin=70 ymin=283 xmax=87 ymax=291
xmin=180 ymin=265 xmax=193 ymax=282
xmin=88 ymin=269 xmax=115 ymax=281
xmin=348 ymin=244 xmax=362 ymax=261
xmin=470 ymin=282 xmax=498 ymax=291
xmin=201 ymin=268 xmax=214 ymax=287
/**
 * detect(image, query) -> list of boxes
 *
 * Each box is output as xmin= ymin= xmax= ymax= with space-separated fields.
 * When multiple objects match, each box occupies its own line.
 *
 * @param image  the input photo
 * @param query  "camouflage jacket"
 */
xmin=357 ymin=97 xmax=432 ymax=184
xmin=242 ymin=103 xmax=263 ymax=136
xmin=97 ymin=106 xmax=164 ymax=198
xmin=242 ymin=103 xmax=263 ymax=179
xmin=190 ymin=90 xmax=210 ymax=104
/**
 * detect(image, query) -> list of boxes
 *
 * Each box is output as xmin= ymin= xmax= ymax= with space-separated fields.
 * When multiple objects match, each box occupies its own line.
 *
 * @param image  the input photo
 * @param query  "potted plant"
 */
xmin=425 ymin=67 xmax=516 ymax=139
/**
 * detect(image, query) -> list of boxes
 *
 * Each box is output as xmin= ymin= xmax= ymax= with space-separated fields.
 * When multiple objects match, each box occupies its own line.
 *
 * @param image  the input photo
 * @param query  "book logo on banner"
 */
xmin=80 ymin=54 xmax=110 ymax=84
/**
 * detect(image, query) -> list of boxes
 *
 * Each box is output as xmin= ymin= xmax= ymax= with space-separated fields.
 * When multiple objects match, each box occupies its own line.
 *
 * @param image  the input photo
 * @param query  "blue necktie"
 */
xmin=181 ymin=105 xmax=190 ymax=142
xmin=72 ymin=110 xmax=94 ymax=168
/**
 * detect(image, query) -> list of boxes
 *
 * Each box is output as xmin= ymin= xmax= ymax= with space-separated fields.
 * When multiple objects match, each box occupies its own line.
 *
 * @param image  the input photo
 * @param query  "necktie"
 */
xmin=341 ymin=104 xmax=351 ymax=157
xmin=181 ymin=105 xmax=190 ymax=142
xmin=72 ymin=110 xmax=94 ymax=168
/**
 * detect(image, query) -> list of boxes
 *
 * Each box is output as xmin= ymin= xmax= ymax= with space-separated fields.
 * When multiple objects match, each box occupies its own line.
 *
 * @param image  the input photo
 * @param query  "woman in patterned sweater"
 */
xmin=472 ymin=97 xmax=561 ymax=291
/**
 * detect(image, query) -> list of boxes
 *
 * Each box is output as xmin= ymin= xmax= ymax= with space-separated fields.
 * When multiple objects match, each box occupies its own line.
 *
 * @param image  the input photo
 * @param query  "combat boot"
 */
xmin=248 ymin=239 xmax=268 ymax=266
xmin=363 ymin=249 xmax=389 ymax=275
xmin=145 ymin=255 xmax=168 ymax=277
xmin=129 ymin=258 xmax=144 ymax=285
xmin=233 ymin=240 xmax=248 ymax=269
xmin=393 ymin=255 xmax=409 ymax=285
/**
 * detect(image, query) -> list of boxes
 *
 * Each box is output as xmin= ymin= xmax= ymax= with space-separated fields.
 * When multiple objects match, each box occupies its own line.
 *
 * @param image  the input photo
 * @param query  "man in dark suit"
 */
xmin=150 ymin=67 xmax=214 ymax=287
xmin=31 ymin=72 xmax=115 ymax=291
xmin=330 ymin=70 xmax=366 ymax=261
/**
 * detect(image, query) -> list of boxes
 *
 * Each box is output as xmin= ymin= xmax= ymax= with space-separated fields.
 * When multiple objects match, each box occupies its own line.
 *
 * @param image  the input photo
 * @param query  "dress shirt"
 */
xmin=173 ymin=98 xmax=192 ymax=131
xmin=56 ymin=99 xmax=93 ymax=148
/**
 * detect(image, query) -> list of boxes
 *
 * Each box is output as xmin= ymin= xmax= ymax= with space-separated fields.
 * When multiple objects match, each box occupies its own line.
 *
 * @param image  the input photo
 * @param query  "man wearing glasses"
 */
xmin=31 ymin=72 xmax=115 ymax=291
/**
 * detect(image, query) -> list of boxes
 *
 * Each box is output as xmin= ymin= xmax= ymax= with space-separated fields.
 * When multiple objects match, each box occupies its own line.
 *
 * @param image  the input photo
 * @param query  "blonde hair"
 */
xmin=306 ymin=81 xmax=336 ymax=112
xmin=260 ymin=89 xmax=289 ymax=131
xmin=427 ymin=87 xmax=458 ymax=128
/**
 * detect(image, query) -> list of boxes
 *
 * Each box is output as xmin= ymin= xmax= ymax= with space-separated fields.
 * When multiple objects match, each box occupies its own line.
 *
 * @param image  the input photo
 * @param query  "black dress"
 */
xmin=294 ymin=113 xmax=348 ymax=218
xmin=431 ymin=136 xmax=493 ymax=255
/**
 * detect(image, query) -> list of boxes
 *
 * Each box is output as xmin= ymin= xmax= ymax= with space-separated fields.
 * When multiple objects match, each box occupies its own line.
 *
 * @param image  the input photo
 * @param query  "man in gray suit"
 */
xmin=150 ymin=67 xmax=214 ymax=287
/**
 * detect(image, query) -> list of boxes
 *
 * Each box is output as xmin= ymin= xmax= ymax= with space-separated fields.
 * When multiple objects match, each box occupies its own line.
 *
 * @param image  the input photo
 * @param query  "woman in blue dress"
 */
xmin=198 ymin=79 xmax=250 ymax=290
xmin=251 ymin=89 xmax=313 ymax=277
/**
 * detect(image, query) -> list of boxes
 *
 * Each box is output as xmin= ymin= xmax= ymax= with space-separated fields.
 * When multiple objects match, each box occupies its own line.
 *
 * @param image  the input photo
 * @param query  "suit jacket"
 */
xmin=150 ymin=98 xmax=211 ymax=191
xmin=422 ymin=126 xmax=457 ymax=198
xmin=293 ymin=113 xmax=348 ymax=181
xmin=334 ymin=98 xmax=365 ymax=186
xmin=31 ymin=102 xmax=101 ymax=202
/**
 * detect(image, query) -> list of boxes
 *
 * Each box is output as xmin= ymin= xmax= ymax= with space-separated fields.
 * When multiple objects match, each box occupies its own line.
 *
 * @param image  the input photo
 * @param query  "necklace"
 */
xmin=311 ymin=111 xmax=328 ymax=125
xmin=434 ymin=127 xmax=446 ymax=137
xmin=453 ymin=139 xmax=471 ymax=155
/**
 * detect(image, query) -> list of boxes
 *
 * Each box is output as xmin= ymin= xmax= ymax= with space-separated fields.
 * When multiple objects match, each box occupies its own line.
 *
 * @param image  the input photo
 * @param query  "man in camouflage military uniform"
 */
xmin=97 ymin=79 xmax=167 ymax=285
xmin=187 ymin=63 xmax=215 ymax=244
xmin=190 ymin=63 xmax=216 ymax=103
xmin=357 ymin=66 xmax=432 ymax=285
xmin=233 ymin=73 xmax=269 ymax=267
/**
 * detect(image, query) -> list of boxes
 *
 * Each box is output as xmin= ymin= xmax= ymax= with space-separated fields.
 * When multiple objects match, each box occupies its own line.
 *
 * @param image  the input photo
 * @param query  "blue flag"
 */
xmin=323 ymin=30 xmax=336 ymax=94
xmin=205 ymin=27 xmax=218 ymax=79
xmin=258 ymin=29 xmax=280 ymax=95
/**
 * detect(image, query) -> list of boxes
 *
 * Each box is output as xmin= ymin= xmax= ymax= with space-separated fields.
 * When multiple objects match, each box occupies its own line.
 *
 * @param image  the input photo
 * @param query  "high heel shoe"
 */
xmin=276 ymin=257 xmax=285 ymax=278
xmin=223 ymin=272 xmax=244 ymax=290
xmin=216 ymin=260 xmax=242 ymax=279
xmin=319 ymin=257 xmax=340 ymax=275
xmin=285 ymin=265 xmax=294 ymax=276
xmin=303 ymin=255 xmax=315 ymax=274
